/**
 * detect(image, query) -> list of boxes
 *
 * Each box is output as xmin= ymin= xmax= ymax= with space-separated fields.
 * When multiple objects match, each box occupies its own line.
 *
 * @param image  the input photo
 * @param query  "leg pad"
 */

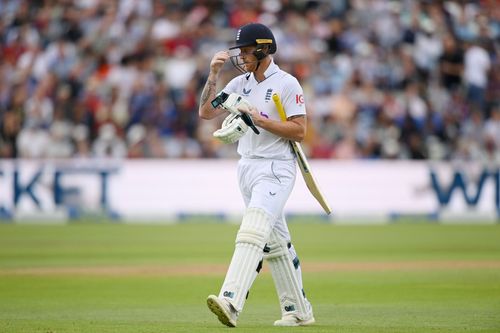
xmin=264 ymin=230 xmax=313 ymax=321
xmin=219 ymin=207 xmax=272 ymax=312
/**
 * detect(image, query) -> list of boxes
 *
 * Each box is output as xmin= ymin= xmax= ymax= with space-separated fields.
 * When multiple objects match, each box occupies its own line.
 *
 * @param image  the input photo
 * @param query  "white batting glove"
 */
xmin=211 ymin=92 xmax=260 ymax=135
xmin=213 ymin=113 xmax=249 ymax=144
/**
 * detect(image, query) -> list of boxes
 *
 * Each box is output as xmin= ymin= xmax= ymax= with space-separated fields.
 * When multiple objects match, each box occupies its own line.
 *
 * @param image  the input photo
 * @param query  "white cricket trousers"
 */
xmin=237 ymin=157 xmax=296 ymax=241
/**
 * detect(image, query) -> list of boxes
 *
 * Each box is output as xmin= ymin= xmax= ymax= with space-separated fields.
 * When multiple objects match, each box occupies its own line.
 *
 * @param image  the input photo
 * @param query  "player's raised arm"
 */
xmin=198 ymin=51 xmax=230 ymax=120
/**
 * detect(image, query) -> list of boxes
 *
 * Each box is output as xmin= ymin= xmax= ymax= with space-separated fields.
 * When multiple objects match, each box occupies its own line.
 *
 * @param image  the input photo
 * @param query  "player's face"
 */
xmin=238 ymin=46 xmax=258 ymax=72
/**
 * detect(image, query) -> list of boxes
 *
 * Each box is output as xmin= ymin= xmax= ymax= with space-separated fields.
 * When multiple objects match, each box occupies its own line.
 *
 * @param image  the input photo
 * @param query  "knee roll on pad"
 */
xmin=236 ymin=207 xmax=273 ymax=248
xmin=263 ymin=235 xmax=288 ymax=260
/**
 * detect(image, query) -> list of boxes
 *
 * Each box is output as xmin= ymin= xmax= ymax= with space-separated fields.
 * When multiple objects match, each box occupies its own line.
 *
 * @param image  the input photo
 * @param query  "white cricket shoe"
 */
xmin=206 ymin=295 xmax=238 ymax=327
xmin=274 ymin=314 xmax=316 ymax=327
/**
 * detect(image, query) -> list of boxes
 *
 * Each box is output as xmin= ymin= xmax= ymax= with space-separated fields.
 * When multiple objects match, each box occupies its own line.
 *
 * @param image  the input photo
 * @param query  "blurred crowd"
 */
xmin=0 ymin=0 xmax=499 ymax=162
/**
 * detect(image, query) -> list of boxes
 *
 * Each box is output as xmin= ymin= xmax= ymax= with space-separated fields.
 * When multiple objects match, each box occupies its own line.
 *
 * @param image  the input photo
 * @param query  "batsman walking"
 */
xmin=198 ymin=22 xmax=315 ymax=327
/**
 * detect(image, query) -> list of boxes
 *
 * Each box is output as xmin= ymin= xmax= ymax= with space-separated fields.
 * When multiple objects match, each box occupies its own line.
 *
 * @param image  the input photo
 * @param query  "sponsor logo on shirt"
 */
xmin=242 ymin=88 xmax=251 ymax=95
xmin=296 ymin=94 xmax=304 ymax=105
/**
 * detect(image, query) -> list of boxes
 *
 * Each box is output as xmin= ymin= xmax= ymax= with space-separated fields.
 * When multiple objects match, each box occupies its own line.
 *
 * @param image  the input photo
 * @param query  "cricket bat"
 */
xmin=272 ymin=93 xmax=332 ymax=215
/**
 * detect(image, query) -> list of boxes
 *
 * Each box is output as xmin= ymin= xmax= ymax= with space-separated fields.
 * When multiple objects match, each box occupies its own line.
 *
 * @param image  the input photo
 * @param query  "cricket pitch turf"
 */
xmin=0 ymin=222 xmax=499 ymax=332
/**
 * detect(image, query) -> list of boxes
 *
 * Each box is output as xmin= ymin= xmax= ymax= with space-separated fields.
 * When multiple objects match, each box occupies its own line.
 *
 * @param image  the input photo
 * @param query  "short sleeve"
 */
xmin=222 ymin=76 xmax=241 ymax=95
xmin=280 ymin=75 xmax=306 ymax=118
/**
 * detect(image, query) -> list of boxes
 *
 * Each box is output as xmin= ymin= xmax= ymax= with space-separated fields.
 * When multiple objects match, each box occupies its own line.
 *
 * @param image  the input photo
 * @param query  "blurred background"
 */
xmin=0 ymin=0 xmax=498 ymax=222
xmin=1 ymin=0 xmax=498 ymax=160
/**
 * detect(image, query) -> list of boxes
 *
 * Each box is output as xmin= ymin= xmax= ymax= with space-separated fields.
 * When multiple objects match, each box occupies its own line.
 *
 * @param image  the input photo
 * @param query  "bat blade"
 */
xmin=272 ymin=93 xmax=332 ymax=215
xmin=291 ymin=142 xmax=332 ymax=215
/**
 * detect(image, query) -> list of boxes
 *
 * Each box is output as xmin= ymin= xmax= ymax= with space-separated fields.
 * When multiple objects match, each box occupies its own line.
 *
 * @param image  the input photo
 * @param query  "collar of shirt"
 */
xmin=251 ymin=58 xmax=279 ymax=82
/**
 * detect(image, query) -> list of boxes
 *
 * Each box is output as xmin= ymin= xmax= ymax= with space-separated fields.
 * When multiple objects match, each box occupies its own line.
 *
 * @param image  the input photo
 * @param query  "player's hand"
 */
xmin=238 ymin=105 xmax=261 ymax=126
xmin=210 ymin=51 xmax=229 ymax=76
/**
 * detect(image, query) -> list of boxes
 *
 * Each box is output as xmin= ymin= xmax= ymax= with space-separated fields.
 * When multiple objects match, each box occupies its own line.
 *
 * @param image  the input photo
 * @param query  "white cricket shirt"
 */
xmin=222 ymin=59 xmax=306 ymax=159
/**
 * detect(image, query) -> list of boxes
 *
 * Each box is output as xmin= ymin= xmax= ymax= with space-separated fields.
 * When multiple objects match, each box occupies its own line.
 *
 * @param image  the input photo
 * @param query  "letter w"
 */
xmin=431 ymin=170 xmax=490 ymax=206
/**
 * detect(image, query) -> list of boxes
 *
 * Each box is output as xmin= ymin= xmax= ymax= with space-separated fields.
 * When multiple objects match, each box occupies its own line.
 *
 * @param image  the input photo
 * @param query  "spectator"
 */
xmin=464 ymin=39 xmax=491 ymax=111
xmin=0 ymin=0 xmax=497 ymax=162
xmin=439 ymin=34 xmax=463 ymax=91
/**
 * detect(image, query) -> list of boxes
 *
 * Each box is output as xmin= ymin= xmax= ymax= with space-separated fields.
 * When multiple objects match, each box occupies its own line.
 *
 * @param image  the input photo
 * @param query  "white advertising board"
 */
xmin=0 ymin=160 xmax=497 ymax=223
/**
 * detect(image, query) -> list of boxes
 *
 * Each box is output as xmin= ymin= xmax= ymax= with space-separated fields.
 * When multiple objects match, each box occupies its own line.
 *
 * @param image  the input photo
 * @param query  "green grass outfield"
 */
xmin=0 ymin=222 xmax=499 ymax=333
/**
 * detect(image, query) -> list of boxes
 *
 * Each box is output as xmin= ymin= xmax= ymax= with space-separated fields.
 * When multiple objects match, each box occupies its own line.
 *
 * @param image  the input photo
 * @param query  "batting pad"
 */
xmin=219 ymin=207 xmax=272 ymax=312
xmin=264 ymin=230 xmax=312 ymax=320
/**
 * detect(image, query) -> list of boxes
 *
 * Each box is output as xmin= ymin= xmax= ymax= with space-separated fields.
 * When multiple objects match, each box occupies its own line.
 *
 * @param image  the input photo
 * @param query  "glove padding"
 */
xmin=212 ymin=92 xmax=250 ymax=115
xmin=211 ymin=92 xmax=260 ymax=134
xmin=213 ymin=113 xmax=249 ymax=144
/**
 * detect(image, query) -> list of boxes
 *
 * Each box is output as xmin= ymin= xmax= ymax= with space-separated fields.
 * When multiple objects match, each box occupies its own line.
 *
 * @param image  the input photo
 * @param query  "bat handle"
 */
xmin=241 ymin=113 xmax=260 ymax=134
